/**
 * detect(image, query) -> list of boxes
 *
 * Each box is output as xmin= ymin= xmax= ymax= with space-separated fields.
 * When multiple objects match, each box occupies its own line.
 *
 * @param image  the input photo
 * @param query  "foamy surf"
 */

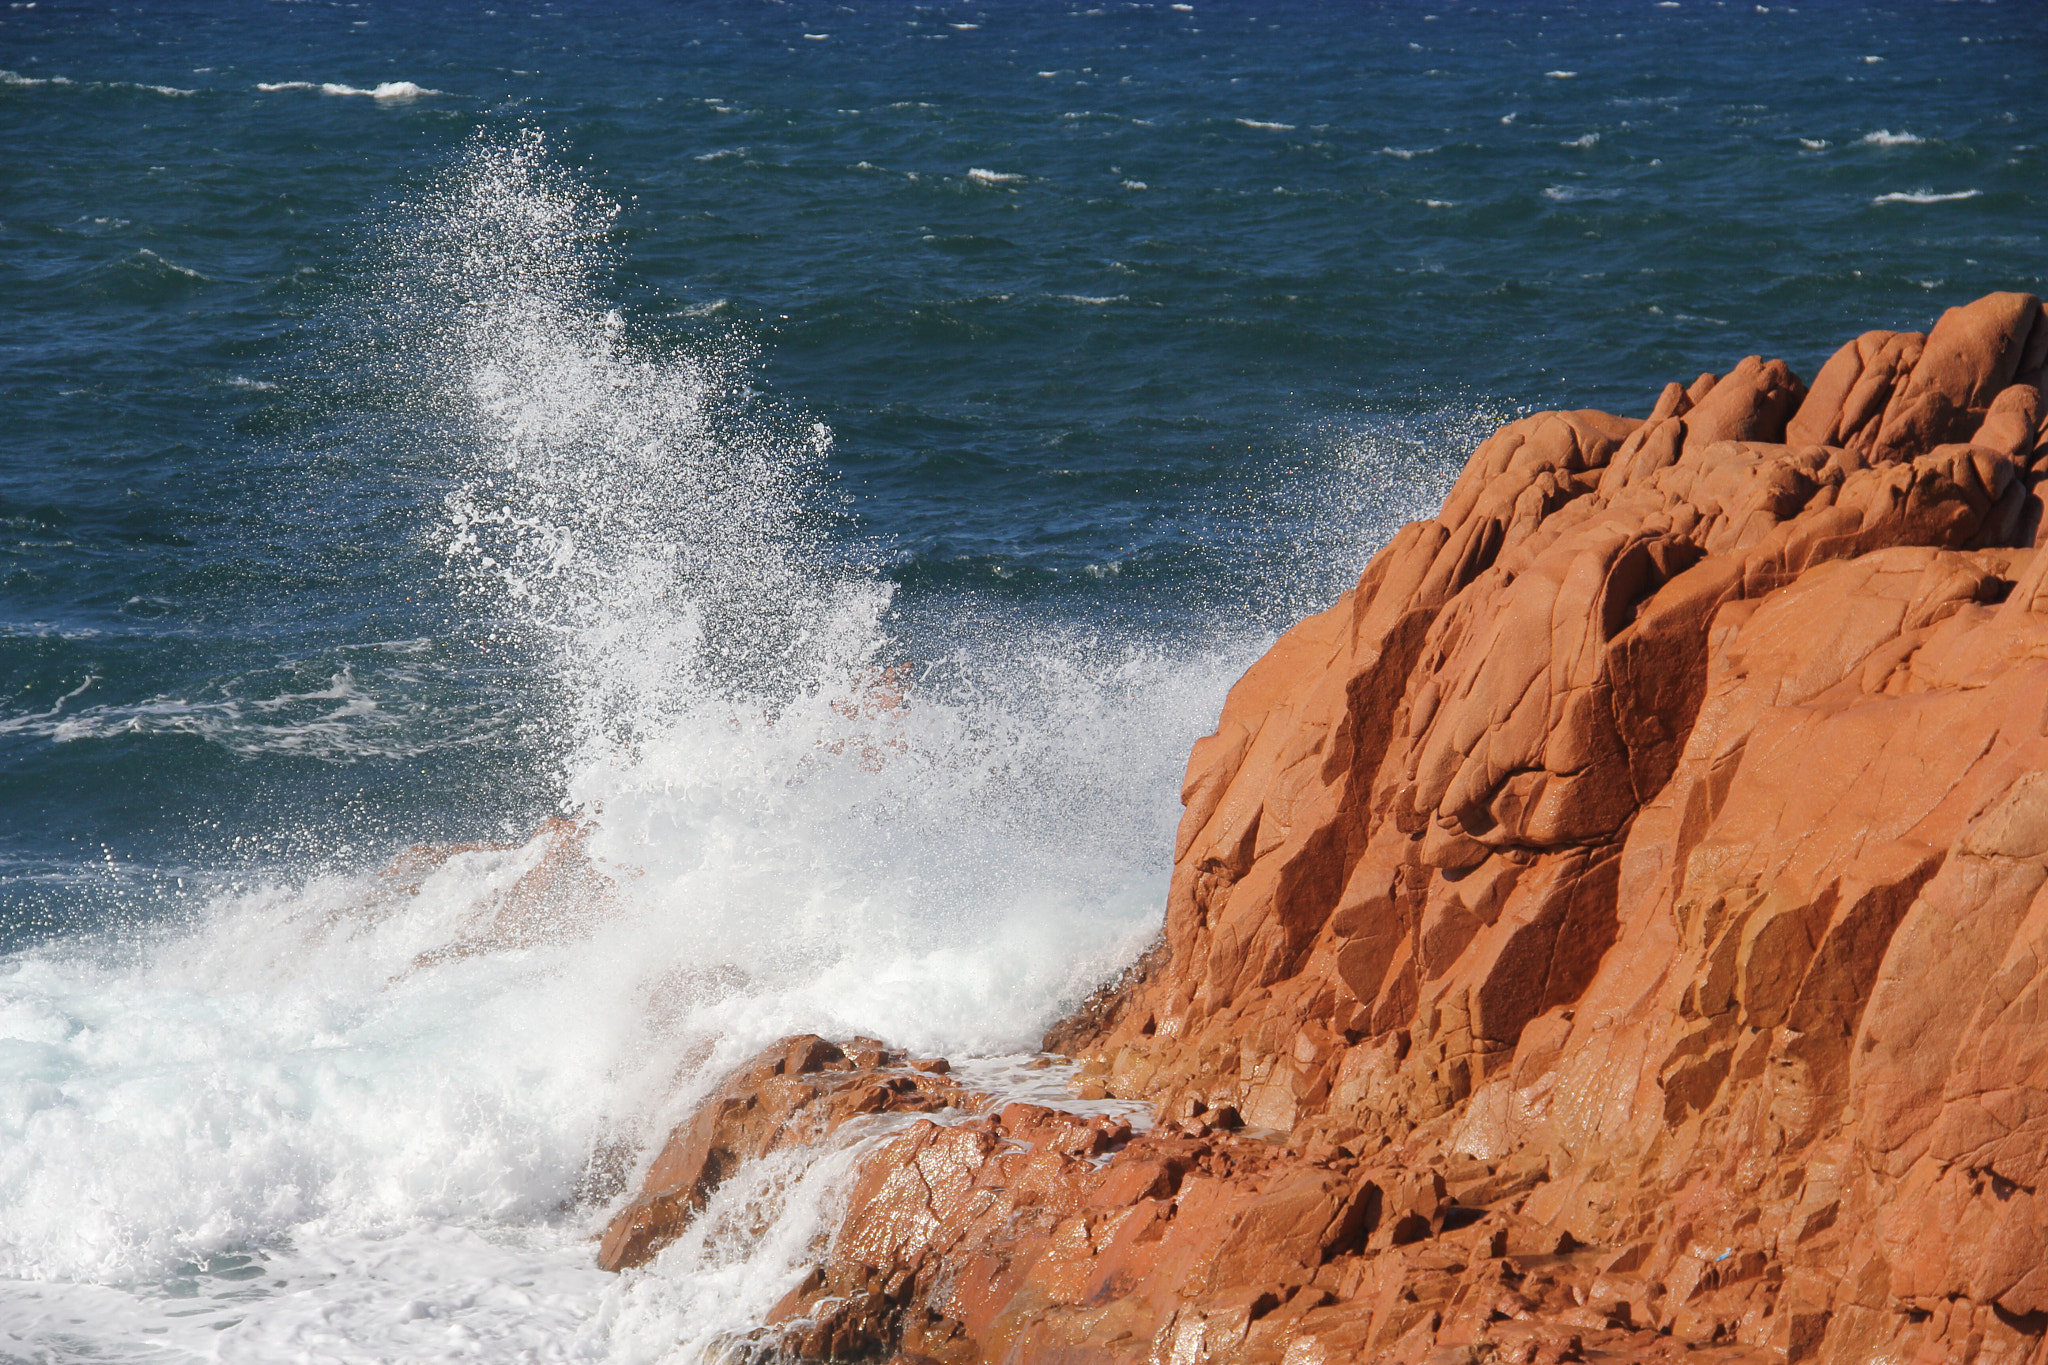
xmin=258 ymin=80 xmax=445 ymax=99
xmin=0 ymin=70 xmax=193 ymax=95
xmin=1871 ymin=188 xmax=1981 ymax=204
xmin=0 ymin=130 xmax=1275 ymax=1361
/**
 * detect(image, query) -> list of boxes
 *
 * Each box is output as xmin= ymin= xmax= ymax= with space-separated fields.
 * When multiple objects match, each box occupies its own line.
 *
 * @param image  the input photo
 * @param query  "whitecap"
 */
xmin=1872 ymin=188 xmax=1981 ymax=204
xmin=135 ymin=248 xmax=210 ymax=281
xmin=1799 ymin=137 xmax=1829 ymax=149
xmin=694 ymin=147 xmax=746 ymax=161
xmin=803 ymin=32 xmax=829 ymax=40
xmin=1121 ymin=179 xmax=1147 ymax=190
xmin=1546 ymin=70 xmax=1578 ymax=79
xmin=98 ymin=79 xmax=198 ymax=96
xmin=339 ymin=80 xmax=443 ymax=99
xmin=262 ymin=80 xmax=445 ymax=99
xmin=1054 ymin=294 xmax=1127 ymax=305
xmin=1378 ymin=145 xmax=1435 ymax=159
xmin=1235 ymin=118 xmax=1294 ymax=130
xmin=966 ymin=167 xmax=1026 ymax=184
xmin=1562 ymin=132 xmax=1600 ymax=148
xmin=1863 ymin=54 xmax=1884 ymax=63
xmin=949 ymin=22 xmax=978 ymax=29
xmin=1860 ymin=129 xmax=1923 ymax=146
xmin=1422 ymin=199 xmax=1456 ymax=208
xmin=2 ymin=70 xmax=186 ymax=95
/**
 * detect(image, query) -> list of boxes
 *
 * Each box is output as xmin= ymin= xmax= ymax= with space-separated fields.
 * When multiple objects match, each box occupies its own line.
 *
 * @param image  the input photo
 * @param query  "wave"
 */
xmin=0 ymin=130 xmax=1291 ymax=1357
xmin=258 ymin=79 xmax=446 ymax=99
xmin=0 ymin=126 xmax=1490 ymax=1359
xmin=78 ymin=248 xmax=215 ymax=301
xmin=1 ymin=69 xmax=193 ymax=95
xmin=135 ymin=247 xmax=207 ymax=280
xmin=1871 ymin=188 xmax=1981 ymax=204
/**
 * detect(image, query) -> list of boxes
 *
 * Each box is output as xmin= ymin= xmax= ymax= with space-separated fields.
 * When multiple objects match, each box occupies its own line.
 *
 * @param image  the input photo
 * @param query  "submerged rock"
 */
xmin=604 ymin=292 xmax=2048 ymax=1365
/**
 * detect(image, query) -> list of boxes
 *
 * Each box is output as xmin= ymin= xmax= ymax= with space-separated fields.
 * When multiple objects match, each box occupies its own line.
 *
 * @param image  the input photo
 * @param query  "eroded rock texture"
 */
xmin=613 ymin=294 xmax=2048 ymax=1364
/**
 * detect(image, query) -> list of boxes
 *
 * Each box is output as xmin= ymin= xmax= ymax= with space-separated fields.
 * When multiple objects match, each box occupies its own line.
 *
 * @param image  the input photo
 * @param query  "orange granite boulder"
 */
xmin=597 ymin=1034 xmax=978 ymax=1272
xmin=602 ymin=293 xmax=2048 ymax=1365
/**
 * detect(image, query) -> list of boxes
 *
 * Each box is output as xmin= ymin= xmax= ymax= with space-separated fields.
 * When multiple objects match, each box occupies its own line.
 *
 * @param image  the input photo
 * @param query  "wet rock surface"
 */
xmin=597 ymin=1034 xmax=978 ymax=1273
xmin=604 ymin=294 xmax=2048 ymax=1364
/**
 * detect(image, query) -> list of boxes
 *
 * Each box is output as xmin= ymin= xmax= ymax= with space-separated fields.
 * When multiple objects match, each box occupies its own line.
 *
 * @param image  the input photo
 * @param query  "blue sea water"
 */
xmin=0 ymin=1 xmax=2042 ymax=1357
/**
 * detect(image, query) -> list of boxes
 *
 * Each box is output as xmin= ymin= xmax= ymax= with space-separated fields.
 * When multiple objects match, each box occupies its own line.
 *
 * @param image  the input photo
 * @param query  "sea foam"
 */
xmin=0 ymin=130 xmax=1255 ymax=1361
xmin=258 ymin=79 xmax=445 ymax=99
xmin=1872 ymin=188 xmax=1981 ymax=204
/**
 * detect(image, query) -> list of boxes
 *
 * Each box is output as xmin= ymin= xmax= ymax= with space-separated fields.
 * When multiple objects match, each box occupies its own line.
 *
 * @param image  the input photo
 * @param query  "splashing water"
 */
xmin=408 ymin=131 xmax=872 ymax=751
xmin=0 ymin=132 xmax=1269 ymax=1359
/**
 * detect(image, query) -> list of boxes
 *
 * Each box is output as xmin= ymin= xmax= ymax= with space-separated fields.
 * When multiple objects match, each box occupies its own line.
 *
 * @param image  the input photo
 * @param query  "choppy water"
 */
xmin=2 ymin=1 xmax=2042 ymax=1358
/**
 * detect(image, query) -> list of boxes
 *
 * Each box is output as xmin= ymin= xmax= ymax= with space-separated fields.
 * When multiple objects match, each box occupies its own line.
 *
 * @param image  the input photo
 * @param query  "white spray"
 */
xmin=0 ymin=132 xmax=1257 ymax=1360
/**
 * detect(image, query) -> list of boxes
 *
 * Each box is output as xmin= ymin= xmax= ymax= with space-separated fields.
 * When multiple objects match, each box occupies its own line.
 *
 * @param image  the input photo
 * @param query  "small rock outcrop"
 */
xmin=606 ymin=294 xmax=2048 ymax=1365
xmin=598 ymin=1034 xmax=975 ymax=1272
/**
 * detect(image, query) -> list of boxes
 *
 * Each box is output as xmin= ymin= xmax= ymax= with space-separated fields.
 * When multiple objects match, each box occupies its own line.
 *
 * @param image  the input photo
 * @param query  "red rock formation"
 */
xmin=598 ymin=1034 xmax=977 ymax=1272
xmin=605 ymin=294 xmax=2048 ymax=1365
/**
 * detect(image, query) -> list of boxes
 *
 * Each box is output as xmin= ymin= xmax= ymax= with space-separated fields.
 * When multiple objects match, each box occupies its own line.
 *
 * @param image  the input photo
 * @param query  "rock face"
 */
xmin=607 ymin=294 xmax=2048 ymax=1364
xmin=598 ymin=1034 xmax=975 ymax=1272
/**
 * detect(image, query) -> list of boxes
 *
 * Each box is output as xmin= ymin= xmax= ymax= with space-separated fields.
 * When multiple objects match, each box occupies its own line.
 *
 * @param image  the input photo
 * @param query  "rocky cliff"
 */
xmin=606 ymin=293 xmax=2048 ymax=1365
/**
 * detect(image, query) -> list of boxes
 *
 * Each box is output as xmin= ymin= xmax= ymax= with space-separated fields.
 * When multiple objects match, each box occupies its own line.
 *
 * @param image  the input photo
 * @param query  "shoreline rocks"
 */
xmin=605 ymin=293 xmax=2048 ymax=1364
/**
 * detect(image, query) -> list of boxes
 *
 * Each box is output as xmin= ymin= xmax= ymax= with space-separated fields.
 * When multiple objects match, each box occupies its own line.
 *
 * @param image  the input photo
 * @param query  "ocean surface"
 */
xmin=1 ymin=0 xmax=2042 ymax=1357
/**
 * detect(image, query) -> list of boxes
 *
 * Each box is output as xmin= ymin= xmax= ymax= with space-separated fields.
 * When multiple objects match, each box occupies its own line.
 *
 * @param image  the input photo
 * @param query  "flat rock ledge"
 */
xmin=602 ymin=292 xmax=2048 ymax=1365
